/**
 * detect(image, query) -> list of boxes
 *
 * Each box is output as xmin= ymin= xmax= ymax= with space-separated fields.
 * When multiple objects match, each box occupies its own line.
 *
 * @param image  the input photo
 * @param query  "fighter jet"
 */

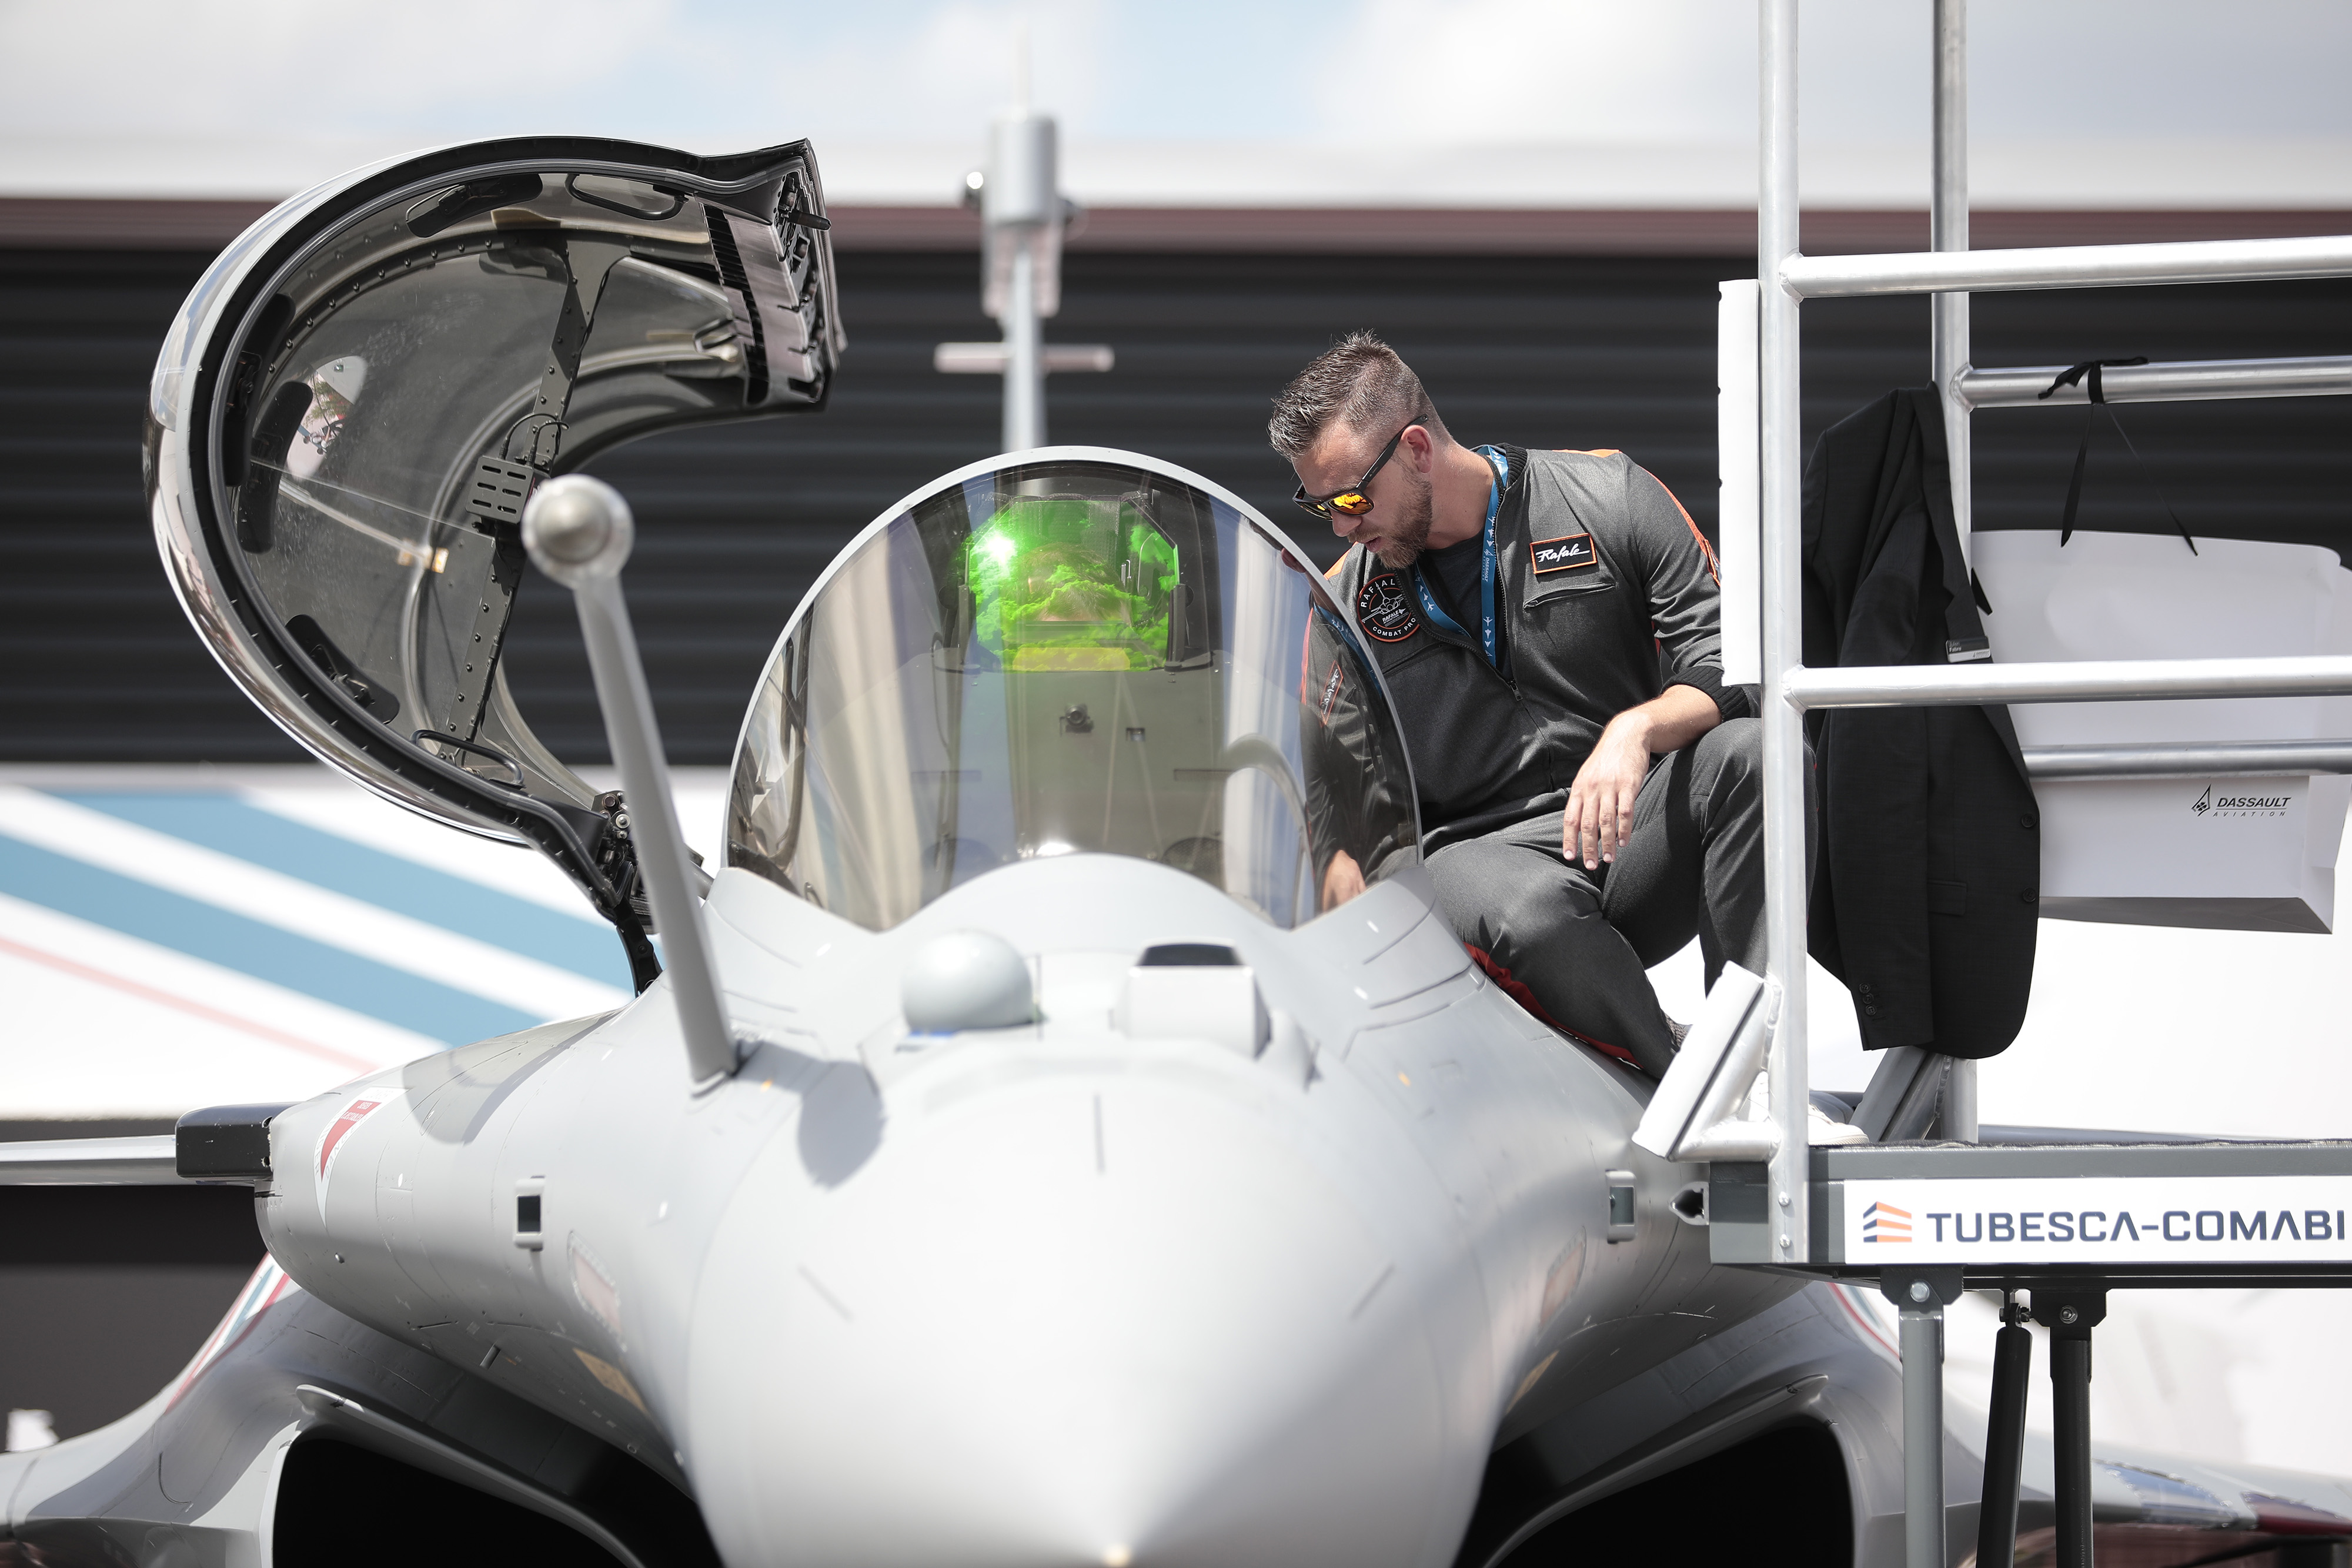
xmin=4 ymin=136 xmax=2349 ymax=1568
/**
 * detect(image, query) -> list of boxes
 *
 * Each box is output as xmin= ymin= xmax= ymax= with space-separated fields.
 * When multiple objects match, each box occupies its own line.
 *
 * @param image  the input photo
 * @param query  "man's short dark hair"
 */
xmin=1267 ymin=330 xmax=1446 ymax=462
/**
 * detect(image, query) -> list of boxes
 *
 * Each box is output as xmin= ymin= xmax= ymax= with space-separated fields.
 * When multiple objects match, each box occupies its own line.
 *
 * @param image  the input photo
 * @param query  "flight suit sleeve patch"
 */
xmin=1355 ymin=572 xmax=1422 ymax=643
xmin=1529 ymin=532 xmax=1597 ymax=574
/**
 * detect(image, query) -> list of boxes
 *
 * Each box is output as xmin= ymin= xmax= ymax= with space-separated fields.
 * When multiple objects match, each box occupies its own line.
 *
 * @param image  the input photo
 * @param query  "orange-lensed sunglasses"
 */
xmin=1292 ymin=424 xmax=1413 ymax=520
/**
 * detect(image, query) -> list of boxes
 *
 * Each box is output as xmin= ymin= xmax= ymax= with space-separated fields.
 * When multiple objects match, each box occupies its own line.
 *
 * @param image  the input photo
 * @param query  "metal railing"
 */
xmin=1740 ymin=0 xmax=2352 ymax=1276
xmin=1782 ymin=233 xmax=2352 ymax=298
xmin=1961 ymin=354 xmax=2352 ymax=407
xmin=1735 ymin=5 xmax=2352 ymax=1563
xmin=1784 ymin=656 xmax=2352 ymax=711
xmin=2021 ymin=740 xmax=2352 ymax=781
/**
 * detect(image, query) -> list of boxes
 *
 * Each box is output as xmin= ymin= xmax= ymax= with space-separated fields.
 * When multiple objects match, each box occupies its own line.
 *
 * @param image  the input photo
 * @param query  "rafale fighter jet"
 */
xmin=5 ymin=136 xmax=2351 ymax=1568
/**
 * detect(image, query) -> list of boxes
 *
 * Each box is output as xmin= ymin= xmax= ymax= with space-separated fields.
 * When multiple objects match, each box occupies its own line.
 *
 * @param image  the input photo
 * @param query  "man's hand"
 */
xmin=1564 ymin=714 xmax=1655 ymax=869
xmin=1562 ymin=685 xmax=1723 ymax=870
xmin=1321 ymin=849 xmax=1366 ymax=911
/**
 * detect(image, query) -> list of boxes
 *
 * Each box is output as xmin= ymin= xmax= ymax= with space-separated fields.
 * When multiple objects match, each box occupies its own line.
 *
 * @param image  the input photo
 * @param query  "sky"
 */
xmin=0 ymin=0 xmax=2347 ymax=203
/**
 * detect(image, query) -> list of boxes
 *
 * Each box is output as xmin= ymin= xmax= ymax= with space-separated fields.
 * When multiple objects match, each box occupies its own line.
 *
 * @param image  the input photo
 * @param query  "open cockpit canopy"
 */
xmin=145 ymin=137 xmax=846 ymax=978
xmin=727 ymin=452 xmax=1421 ymax=931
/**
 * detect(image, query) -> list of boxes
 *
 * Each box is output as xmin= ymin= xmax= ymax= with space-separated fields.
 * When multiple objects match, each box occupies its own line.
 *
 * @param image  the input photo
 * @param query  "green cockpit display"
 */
xmin=966 ymin=496 xmax=1182 ymax=671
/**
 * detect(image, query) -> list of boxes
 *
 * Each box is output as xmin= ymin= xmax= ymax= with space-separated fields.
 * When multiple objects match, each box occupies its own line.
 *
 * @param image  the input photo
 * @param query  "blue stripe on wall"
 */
xmin=0 ymin=834 xmax=540 ymax=1047
xmin=55 ymin=793 xmax=632 ymax=990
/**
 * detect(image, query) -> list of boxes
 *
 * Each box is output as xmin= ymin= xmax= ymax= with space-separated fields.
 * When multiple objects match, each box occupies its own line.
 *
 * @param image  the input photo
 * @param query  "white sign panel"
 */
xmin=1974 ymin=528 xmax=2352 ymax=932
xmin=1845 ymin=1177 xmax=2352 ymax=1263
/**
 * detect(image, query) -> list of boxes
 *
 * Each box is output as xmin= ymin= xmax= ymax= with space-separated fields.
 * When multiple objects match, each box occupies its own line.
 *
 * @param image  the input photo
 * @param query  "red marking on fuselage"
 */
xmin=317 ymin=1098 xmax=382 ymax=1177
xmin=1829 ymin=1282 xmax=1903 ymax=1363
xmin=169 ymin=1259 xmax=298 ymax=1407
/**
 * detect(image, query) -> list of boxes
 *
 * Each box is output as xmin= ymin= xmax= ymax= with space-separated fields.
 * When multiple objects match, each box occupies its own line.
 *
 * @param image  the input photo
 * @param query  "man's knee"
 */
xmin=1426 ymin=841 xmax=1525 ymax=942
xmin=1427 ymin=839 xmax=1595 ymax=952
xmin=1695 ymin=716 xmax=1763 ymax=801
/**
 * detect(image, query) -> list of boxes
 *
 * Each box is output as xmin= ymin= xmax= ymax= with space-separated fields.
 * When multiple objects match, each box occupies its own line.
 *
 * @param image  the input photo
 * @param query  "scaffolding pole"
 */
xmin=1786 ymin=653 xmax=2352 ymax=710
xmin=1929 ymin=0 xmax=1979 ymax=1143
xmin=1757 ymin=0 xmax=1809 ymax=1267
xmin=1930 ymin=0 xmax=1970 ymax=557
xmin=1962 ymin=353 xmax=2352 ymax=406
xmin=1783 ymin=232 xmax=2352 ymax=297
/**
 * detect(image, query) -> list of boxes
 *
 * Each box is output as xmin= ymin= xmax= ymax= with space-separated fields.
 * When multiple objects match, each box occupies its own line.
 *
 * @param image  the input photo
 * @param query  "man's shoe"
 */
xmin=1808 ymin=1104 xmax=1870 ymax=1146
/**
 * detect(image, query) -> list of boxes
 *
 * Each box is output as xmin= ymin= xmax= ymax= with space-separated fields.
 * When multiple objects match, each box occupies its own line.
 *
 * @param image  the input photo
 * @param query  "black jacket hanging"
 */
xmin=1802 ymin=388 xmax=2040 ymax=1059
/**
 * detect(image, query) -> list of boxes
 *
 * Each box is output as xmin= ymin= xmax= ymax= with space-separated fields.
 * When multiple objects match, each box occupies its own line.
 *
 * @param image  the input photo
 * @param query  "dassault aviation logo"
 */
xmin=2193 ymin=784 xmax=2291 ymax=819
xmin=1355 ymin=573 xmax=1422 ymax=643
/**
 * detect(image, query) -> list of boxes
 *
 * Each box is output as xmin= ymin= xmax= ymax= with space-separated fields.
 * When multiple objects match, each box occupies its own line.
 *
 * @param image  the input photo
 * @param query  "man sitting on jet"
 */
xmin=1274 ymin=331 xmax=1765 ymax=1078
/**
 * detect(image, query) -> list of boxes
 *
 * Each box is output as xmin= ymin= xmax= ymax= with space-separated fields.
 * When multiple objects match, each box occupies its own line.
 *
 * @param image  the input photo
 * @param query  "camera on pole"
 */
xmin=935 ymin=92 xmax=1111 ymax=452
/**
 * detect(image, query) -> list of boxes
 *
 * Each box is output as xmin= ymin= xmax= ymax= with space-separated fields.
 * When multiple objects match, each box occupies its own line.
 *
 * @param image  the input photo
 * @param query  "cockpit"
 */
xmin=145 ymin=136 xmax=1416 ymax=974
xmin=726 ymin=454 xmax=1420 ymax=930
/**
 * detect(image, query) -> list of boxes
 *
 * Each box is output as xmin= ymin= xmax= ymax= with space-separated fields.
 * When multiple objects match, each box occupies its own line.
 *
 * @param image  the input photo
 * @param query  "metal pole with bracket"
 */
xmin=937 ymin=93 xmax=1111 ymax=450
xmin=1883 ymin=1267 xmax=1964 ymax=1568
xmin=1977 ymin=1290 xmax=2034 ymax=1568
xmin=2037 ymin=1288 xmax=2109 ymax=1568
xmin=522 ymin=475 xmax=736 ymax=1090
xmin=1756 ymin=0 xmax=1810 ymax=1269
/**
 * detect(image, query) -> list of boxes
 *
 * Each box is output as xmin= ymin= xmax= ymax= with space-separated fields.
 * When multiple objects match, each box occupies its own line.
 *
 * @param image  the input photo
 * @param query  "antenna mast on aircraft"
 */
xmin=936 ymin=25 xmax=1111 ymax=452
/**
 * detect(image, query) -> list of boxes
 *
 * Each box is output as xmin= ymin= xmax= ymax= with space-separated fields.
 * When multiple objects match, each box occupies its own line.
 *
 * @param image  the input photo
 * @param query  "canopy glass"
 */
xmin=727 ymin=456 xmax=1419 ymax=930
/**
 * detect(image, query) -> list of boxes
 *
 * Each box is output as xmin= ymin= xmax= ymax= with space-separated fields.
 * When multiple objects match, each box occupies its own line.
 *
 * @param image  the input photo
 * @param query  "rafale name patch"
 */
xmin=1530 ymin=533 xmax=1597 ymax=574
xmin=1355 ymin=573 xmax=1421 ymax=643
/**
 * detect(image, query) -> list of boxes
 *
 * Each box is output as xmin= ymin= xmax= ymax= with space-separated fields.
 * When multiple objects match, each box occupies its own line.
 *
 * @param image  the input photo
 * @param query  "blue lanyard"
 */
xmin=1411 ymin=445 xmax=1510 ymax=668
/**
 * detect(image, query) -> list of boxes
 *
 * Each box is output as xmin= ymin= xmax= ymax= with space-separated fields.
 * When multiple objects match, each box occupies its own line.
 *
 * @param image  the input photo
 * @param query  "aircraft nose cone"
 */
xmin=685 ymin=1077 xmax=1465 ymax=1567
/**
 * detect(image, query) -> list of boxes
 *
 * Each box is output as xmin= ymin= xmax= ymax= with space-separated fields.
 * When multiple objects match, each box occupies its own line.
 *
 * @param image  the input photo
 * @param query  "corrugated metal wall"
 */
xmin=4 ymin=246 xmax=2346 ymax=764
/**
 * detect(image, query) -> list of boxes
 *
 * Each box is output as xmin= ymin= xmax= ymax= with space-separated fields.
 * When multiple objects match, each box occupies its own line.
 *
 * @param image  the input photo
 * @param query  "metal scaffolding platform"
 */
xmin=1708 ymin=4 xmax=2352 ymax=1565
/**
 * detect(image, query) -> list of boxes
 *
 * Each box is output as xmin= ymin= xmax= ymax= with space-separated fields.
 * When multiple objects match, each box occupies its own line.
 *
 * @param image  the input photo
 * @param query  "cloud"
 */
xmin=1303 ymin=0 xmax=2352 ymax=151
xmin=771 ymin=0 xmax=1113 ymax=141
xmin=0 ymin=0 xmax=1122 ymax=148
xmin=0 ymin=0 xmax=2341 ymax=192
xmin=1310 ymin=0 xmax=1756 ymax=146
xmin=1968 ymin=0 xmax=2352 ymax=139
xmin=0 ymin=0 xmax=690 ymax=136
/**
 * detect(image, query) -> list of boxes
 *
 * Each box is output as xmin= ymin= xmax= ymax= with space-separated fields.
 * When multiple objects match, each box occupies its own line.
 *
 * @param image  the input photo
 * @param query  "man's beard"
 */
xmin=1365 ymin=472 xmax=1435 ymax=569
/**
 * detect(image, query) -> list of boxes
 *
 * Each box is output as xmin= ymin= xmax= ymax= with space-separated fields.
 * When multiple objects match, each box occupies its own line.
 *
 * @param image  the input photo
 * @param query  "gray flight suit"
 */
xmin=1326 ymin=445 xmax=1772 ymax=1076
